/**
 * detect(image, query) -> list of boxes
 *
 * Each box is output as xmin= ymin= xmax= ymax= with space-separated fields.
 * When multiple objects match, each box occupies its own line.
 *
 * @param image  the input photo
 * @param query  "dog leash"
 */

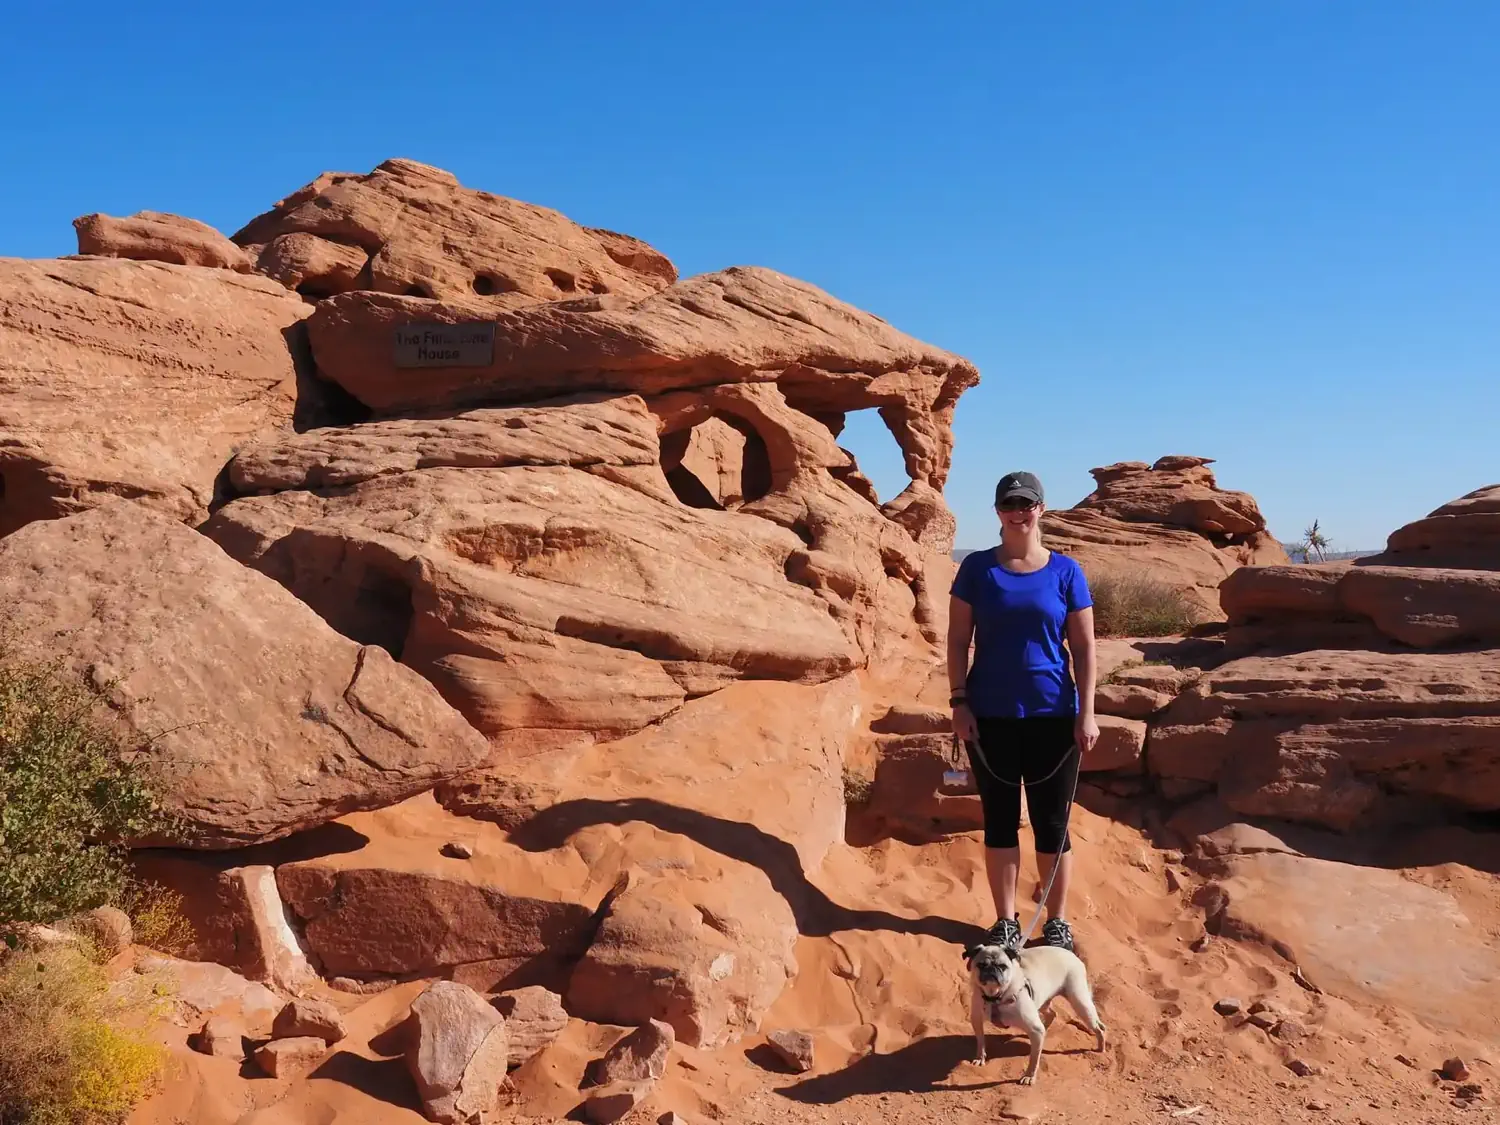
xmin=951 ymin=731 xmax=1083 ymax=947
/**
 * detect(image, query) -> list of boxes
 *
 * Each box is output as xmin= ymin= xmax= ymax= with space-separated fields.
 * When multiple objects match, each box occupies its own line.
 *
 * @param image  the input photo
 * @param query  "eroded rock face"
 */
xmin=0 ymin=257 xmax=310 ymax=536
xmin=1150 ymin=647 xmax=1500 ymax=830
xmin=206 ymin=410 xmax=861 ymax=754
xmin=73 ymin=210 xmax=250 ymax=272
xmin=1042 ymin=456 xmax=1288 ymax=619
xmin=0 ymin=506 xmax=490 ymax=847
xmin=303 ymin=266 xmax=976 ymax=491
xmin=234 ymin=158 xmax=677 ymax=307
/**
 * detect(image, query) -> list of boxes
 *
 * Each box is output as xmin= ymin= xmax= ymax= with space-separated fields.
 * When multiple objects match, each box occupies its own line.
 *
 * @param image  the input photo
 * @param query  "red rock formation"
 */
xmin=233 ymin=158 xmax=677 ymax=307
xmin=1154 ymin=485 xmax=1500 ymax=831
xmin=0 ymin=258 xmax=310 ymax=536
xmin=73 ymin=210 xmax=249 ymax=272
xmin=1042 ymin=455 xmax=1288 ymax=619
xmin=0 ymin=505 xmax=490 ymax=847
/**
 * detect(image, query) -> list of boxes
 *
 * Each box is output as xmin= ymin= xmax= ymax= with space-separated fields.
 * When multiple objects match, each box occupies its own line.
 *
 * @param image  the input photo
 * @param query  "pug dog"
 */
xmin=963 ymin=942 xmax=1107 ymax=1085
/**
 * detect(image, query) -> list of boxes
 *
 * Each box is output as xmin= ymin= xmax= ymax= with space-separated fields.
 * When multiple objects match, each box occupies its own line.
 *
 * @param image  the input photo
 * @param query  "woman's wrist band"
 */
xmin=950 ymin=695 xmax=968 ymax=707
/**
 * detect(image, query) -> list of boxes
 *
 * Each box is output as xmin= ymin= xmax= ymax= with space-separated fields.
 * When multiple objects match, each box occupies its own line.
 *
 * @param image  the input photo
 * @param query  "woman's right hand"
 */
xmin=951 ymin=701 xmax=978 ymax=743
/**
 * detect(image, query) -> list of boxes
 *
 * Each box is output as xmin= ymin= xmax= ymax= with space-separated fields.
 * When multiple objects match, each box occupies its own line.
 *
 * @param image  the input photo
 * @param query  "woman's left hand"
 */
xmin=1075 ymin=713 xmax=1100 ymax=756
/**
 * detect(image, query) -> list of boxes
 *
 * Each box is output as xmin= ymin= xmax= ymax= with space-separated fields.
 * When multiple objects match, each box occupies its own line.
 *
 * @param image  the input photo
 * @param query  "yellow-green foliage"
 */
xmin=121 ymin=880 xmax=196 ymax=959
xmin=1087 ymin=570 xmax=1202 ymax=638
xmin=0 ymin=940 xmax=169 ymax=1124
xmin=0 ymin=644 xmax=177 ymax=927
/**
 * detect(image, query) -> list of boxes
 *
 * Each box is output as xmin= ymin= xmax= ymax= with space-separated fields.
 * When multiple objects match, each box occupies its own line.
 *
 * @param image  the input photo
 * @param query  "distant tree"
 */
xmin=1302 ymin=520 xmax=1330 ymax=563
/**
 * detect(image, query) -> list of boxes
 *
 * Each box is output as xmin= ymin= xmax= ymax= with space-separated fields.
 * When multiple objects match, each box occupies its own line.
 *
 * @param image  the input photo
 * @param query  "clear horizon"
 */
xmin=2 ymin=2 xmax=1495 ymax=553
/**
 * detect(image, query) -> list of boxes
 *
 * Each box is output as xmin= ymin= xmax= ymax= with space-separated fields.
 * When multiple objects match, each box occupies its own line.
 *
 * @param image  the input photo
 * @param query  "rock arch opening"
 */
xmin=661 ymin=414 xmax=772 ymax=511
xmin=827 ymin=408 xmax=909 ymax=506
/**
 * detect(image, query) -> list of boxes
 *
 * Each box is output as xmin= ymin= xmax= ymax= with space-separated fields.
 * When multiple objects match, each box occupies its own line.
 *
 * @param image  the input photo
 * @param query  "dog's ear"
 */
xmin=962 ymin=944 xmax=978 ymax=964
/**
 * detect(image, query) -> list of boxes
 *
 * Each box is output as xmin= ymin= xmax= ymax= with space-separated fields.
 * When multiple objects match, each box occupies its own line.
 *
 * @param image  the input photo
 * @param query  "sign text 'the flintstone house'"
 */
xmin=393 ymin=322 xmax=497 ymax=368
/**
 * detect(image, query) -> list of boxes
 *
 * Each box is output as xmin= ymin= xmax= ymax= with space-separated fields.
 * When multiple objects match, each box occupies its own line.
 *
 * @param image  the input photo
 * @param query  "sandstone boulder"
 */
xmin=493 ymin=986 xmax=569 ymax=1067
xmin=1042 ymin=456 xmax=1287 ymax=620
xmin=272 ymin=997 xmax=346 ymax=1044
xmin=0 ymin=257 xmax=309 ymax=536
xmin=254 ymin=1036 xmax=326 ymax=1080
xmin=405 ymin=980 xmax=511 ymax=1125
xmin=568 ymin=849 xmax=798 ymax=1049
xmin=1150 ymin=647 xmax=1500 ymax=830
xmin=234 ymin=158 xmax=676 ymax=306
xmin=585 ymin=1082 xmax=654 ymax=1124
xmin=253 ymin=232 xmax=368 ymax=299
xmin=73 ymin=210 xmax=249 ymax=271
xmin=136 ymin=955 xmax=280 ymax=1034
xmin=583 ymin=1018 xmax=675 ymax=1087
xmin=0 ymin=506 xmax=490 ymax=847
xmin=190 ymin=1014 xmax=247 ymax=1060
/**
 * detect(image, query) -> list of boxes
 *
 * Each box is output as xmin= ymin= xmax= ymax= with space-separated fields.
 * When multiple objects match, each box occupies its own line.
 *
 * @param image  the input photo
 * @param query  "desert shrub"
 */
xmin=0 ymin=645 xmax=176 ymax=929
xmin=120 ymin=879 xmax=195 ymax=959
xmin=0 ymin=938 xmax=170 ymax=1124
xmin=842 ymin=765 xmax=874 ymax=806
xmin=1087 ymin=570 xmax=1202 ymax=638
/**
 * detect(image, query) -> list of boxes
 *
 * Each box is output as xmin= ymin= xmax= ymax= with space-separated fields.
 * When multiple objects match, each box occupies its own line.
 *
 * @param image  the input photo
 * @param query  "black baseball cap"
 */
xmin=995 ymin=471 xmax=1044 ymax=506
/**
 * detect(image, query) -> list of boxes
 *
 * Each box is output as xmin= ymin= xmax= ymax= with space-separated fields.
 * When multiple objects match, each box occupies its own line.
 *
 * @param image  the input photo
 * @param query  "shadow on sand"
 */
xmin=511 ymin=796 xmax=986 ymax=946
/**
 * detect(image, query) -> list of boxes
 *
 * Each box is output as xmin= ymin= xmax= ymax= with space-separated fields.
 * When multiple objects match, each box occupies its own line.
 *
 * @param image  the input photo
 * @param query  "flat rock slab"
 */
xmin=1218 ymin=851 xmax=1500 ymax=1039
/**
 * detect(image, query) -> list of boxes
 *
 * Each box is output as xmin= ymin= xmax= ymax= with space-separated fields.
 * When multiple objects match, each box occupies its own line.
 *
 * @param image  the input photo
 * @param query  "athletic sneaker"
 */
xmin=984 ymin=915 xmax=1023 ymax=951
xmin=1040 ymin=917 xmax=1074 ymax=952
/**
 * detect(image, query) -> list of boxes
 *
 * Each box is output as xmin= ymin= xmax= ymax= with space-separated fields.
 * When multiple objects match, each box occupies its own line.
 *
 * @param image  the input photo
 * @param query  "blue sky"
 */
xmin=2 ymin=2 xmax=1495 ymax=551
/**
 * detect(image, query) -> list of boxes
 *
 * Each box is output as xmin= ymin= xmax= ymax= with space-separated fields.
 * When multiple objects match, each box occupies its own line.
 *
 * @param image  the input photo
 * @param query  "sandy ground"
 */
xmin=128 ymin=798 xmax=1498 ymax=1125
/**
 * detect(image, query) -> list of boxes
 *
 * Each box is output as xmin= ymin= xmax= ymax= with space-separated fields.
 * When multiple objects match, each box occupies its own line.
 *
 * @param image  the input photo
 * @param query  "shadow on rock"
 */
xmin=510 ymin=797 xmax=985 ymax=946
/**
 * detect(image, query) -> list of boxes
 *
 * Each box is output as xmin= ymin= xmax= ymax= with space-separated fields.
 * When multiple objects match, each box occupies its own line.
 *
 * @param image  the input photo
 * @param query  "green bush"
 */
xmin=0 ymin=645 xmax=175 ymax=929
xmin=0 ymin=938 xmax=170 ymax=1125
xmin=1087 ymin=570 xmax=1202 ymax=638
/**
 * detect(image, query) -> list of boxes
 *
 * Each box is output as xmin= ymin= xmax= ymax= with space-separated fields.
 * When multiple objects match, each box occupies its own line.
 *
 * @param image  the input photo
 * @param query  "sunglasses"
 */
xmin=997 ymin=498 xmax=1039 ymax=512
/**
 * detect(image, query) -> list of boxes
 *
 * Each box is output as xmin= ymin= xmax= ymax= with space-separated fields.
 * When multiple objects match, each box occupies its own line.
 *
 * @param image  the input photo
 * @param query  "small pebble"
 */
xmin=1213 ymin=997 xmax=1243 ymax=1017
xmin=1190 ymin=934 xmax=1212 ymax=953
xmin=1165 ymin=868 xmax=1183 ymax=893
xmin=1289 ymin=1059 xmax=1323 ymax=1077
xmin=1456 ymin=1082 xmax=1483 ymax=1099
xmin=1395 ymin=1053 xmax=1418 ymax=1068
xmin=441 ymin=841 xmax=474 ymax=860
xmin=1306 ymin=1100 xmax=1330 ymax=1112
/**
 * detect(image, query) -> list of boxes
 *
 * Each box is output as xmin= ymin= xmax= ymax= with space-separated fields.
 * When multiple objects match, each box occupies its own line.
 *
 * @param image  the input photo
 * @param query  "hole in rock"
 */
xmin=544 ymin=268 xmax=578 ymax=293
xmin=829 ymin=408 xmax=909 ymax=505
xmin=472 ymin=272 xmax=520 ymax=296
xmin=583 ymin=276 xmax=610 ymax=294
xmin=404 ymin=283 xmax=434 ymax=299
xmin=295 ymin=280 xmax=342 ymax=302
xmin=660 ymin=414 xmax=772 ymax=511
xmin=342 ymin=568 xmax=416 ymax=660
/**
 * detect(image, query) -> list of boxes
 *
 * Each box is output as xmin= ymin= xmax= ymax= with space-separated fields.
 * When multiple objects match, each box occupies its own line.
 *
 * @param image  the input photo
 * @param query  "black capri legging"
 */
xmin=968 ymin=716 xmax=1080 ymax=853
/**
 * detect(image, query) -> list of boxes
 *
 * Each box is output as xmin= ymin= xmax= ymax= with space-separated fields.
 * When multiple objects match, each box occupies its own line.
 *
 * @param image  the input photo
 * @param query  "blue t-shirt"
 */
xmin=950 ymin=549 xmax=1093 ymax=718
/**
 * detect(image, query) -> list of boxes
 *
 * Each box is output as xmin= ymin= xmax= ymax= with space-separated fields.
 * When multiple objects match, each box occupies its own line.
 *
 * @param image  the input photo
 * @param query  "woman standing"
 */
xmin=948 ymin=471 xmax=1099 ymax=952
